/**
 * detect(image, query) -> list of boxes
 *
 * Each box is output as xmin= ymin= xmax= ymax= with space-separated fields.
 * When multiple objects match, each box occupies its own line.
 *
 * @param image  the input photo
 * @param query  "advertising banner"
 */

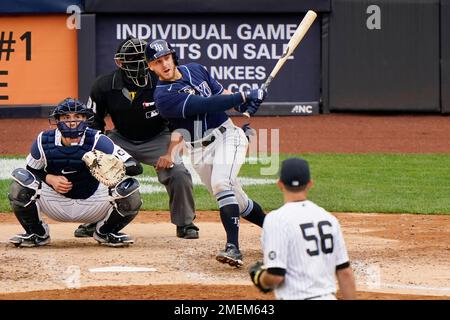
xmin=96 ymin=14 xmax=321 ymax=113
xmin=0 ymin=15 xmax=78 ymax=105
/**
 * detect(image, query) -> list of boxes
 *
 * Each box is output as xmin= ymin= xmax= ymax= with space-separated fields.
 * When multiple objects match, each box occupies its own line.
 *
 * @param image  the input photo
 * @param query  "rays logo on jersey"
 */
xmin=178 ymin=86 xmax=197 ymax=95
xmin=195 ymin=81 xmax=212 ymax=97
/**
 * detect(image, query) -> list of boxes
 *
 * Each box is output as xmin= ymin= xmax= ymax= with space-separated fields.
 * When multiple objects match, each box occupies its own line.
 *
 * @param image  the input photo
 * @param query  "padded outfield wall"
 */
xmin=323 ymin=0 xmax=441 ymax=113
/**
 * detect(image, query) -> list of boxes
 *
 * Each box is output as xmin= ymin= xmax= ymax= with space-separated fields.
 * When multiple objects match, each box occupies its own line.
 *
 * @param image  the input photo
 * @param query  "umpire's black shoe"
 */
xmin=216 ymin=243 xmax=243 ymax=268
xmin=9 ymin=233 xmax=50 ymax=248
xmin=94 ymin=231 xmax=134 ymax=247
xmin=74 ymin=223 xmax=96 ymax=238
xmin=176 ymin=223 xmax=200 ymax=239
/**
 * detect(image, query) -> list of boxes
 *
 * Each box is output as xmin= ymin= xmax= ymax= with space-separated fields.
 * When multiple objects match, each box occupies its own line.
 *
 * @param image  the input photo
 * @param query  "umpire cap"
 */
xmin=279 ymin=157 xmax=311 ymax=188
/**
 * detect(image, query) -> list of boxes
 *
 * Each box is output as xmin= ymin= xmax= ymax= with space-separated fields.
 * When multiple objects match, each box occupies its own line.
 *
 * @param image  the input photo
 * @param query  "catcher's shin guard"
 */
xmin=8 ymin=169 xmax=47 ymax=236
xmin=99 ymin=178 xmax=142 ymax=234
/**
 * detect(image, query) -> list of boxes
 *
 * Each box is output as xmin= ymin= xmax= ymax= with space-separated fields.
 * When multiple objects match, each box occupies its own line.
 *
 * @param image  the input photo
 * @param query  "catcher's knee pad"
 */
xmin=111 ymin=177 xmax=142 ymax=217
xmin=8 ymin=168 xmax=41 ymax=209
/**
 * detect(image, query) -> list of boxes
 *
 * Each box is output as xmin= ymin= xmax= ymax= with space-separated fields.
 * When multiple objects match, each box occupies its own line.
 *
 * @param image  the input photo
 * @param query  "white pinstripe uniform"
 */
xmin=26 ymin=129 xmax=132 ymax=224
xmin=262 ymin=200 xmax=350 ymax=300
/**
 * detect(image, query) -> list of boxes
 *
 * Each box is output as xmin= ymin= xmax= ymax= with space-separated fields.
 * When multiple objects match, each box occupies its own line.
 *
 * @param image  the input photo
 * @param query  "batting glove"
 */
xmin=242 ymin=88 xmax=267 ymax=105
xmin=234 ymin=101 xmax=260 ymax=116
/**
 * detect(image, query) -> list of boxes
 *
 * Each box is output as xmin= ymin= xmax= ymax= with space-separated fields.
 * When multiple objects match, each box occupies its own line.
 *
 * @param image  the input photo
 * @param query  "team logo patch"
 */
xmin=268 ymin=251 xmax=276 ymax=260
xmin=142 ymin=101 xmax=155 ymax=109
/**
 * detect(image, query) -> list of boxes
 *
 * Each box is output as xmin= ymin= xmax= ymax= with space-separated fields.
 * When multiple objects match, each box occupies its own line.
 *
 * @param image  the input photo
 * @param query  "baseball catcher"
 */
xmin=8 ymin=98 xmax=143 ymax=248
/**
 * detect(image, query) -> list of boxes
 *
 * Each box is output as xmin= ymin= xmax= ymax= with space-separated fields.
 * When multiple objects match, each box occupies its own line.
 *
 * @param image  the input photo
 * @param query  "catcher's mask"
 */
xmin=114 ymin=37 xmax=149 ymax=87
xmin=145 ymin=39 xmax=179 ymax=65
xmin=50 ymin=98 xmax=94 ymax=139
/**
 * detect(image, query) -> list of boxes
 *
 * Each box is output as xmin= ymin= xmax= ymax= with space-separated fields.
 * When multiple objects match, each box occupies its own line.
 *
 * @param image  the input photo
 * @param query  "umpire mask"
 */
xmin=114 ymin=37 xmax=149 ymax=87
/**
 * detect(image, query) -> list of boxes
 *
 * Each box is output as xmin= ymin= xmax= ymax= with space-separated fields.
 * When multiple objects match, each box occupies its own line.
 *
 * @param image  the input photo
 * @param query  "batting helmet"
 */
xmin=145 ymin=39 xmax=179 ymax=65
xmin=114 ymin=37 xmax=149 ymax=87
xmin=50 ymin=98 xmax=94 ymax=139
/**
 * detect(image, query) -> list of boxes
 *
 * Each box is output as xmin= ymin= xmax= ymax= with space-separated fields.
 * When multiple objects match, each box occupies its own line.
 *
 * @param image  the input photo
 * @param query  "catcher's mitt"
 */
xmin=249 ymin=261 xmax=272 ymax=293
xmin=82 ymin=150 xmax=125 ymax=187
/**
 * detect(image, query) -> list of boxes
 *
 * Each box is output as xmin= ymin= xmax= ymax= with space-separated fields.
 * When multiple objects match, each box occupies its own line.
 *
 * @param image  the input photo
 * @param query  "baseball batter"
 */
xmin=145 ymin=39 xmax=267 ymax=267
xmin=8 ymin=98 xmax=143 ymax=247
xmin=249 ymin=158 xmax=356 ymax=299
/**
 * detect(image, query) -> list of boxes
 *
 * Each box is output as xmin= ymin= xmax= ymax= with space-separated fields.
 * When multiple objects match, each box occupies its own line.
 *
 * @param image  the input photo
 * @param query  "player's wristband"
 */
xmin=253 ymin=269 xmax=272 ymax=293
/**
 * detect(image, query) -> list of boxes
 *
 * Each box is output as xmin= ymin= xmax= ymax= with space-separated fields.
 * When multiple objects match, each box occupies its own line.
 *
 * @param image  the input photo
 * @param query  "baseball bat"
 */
xmin=243 ymin=10 xmax=317 ymax=117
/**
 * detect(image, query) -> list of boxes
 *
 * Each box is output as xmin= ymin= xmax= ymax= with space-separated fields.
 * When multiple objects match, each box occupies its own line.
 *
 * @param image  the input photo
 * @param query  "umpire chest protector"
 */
xmin=91 ymin=70 xmax=168 ymax=141
xmin=41 ymin=128 xmax=100 ymax=199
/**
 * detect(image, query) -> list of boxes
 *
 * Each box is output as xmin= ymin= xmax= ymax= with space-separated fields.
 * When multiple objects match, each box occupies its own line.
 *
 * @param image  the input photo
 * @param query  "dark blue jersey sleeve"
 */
xmin=155 ymin=86 xmax=191 ymax=119
xmin=30 ymin=139 xmax=41 ymax=160
xmin=94 ymin=135 xmax=115 ymax=154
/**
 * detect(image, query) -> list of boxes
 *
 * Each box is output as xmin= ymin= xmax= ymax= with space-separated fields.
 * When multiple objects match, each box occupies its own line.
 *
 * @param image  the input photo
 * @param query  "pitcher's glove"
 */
xmin=249 ymin=261 xmax=272 ymax=293
xmin=82 ymin=150 xmax=125 ymax=187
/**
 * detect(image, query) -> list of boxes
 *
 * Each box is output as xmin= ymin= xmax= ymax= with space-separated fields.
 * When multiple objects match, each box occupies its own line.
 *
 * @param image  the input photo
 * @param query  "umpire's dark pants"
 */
xmin=108 ymin=128 xmax=196 ymax=227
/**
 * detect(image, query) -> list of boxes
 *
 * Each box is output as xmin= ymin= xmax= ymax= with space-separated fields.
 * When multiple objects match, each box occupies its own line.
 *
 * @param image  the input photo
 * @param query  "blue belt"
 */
xmin=190 ymin=126 xmax=226 ymax=148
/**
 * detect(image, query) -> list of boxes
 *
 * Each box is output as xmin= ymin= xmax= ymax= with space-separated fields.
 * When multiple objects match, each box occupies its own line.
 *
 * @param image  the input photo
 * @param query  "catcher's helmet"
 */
xmin=114 ymin=37 xmax=149 ymax=87
xmin=50 ymin=98 xmax=94 ymax=139
xmin=145 ymin=39 xmax=178 ymax=65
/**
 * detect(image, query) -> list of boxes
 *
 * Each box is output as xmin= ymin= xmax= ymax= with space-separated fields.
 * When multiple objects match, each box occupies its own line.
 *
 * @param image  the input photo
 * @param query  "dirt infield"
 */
xmin=0 ymin=114 xmax=449 ymax=300
xmin=0 ymin=211 xmax=449 ymax=300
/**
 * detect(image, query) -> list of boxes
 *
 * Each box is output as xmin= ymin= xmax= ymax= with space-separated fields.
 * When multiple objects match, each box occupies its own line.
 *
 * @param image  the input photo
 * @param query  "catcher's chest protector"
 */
xmin=41 ymin=129 xmax=100 ymax=199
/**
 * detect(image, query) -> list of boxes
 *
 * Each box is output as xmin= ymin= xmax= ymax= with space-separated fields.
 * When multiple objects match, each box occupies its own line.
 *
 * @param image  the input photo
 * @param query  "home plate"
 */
xmin=89 ymin=266 xmax=157 ymax=273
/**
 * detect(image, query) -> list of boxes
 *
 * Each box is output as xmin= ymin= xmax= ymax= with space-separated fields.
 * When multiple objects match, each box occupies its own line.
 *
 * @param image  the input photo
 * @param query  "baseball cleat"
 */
xmin=216 ymin=243 xmax=243 ymax=268
xmin=74 ymin=223 xmax=96 ymax=238
xmin=94 ymin=231 xmax=134 ymax=247
xmin=9 ymin=233 xmax=50 ymax=248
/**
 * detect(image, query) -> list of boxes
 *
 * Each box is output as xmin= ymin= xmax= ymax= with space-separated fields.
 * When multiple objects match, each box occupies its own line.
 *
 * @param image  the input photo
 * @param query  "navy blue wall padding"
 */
xmin=441 ymin=0 xmax=450 ymax=113
xmin=0 ymin=0 xmax=83 ymax=13
xmin=84 ymin=0 xmax=331 ymax=13
xmin=328 ymin=0 xmax=440 ymax=112
xmin=77 ymin=14 xmax=96 ymax=104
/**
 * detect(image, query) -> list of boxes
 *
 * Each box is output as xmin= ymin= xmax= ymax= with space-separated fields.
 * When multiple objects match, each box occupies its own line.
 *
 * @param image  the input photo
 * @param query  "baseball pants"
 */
xmin=188 ymin=119 xmax=250 ymax=214
xmin=107 ymin=128 xmax=195 ymax=226
xmin=36 ymin=182 xmax=113 ymax=224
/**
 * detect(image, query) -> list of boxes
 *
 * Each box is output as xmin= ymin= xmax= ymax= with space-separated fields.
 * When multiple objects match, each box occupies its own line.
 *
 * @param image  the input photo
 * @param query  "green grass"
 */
xmin=1 ymin=154 xmax=450 ymax=214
